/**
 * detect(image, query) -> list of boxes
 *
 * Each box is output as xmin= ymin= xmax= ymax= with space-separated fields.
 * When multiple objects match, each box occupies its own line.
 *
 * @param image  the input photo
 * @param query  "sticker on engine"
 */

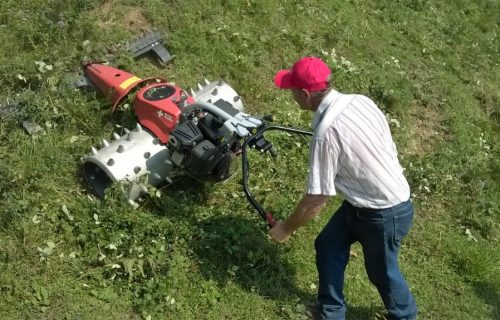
xmin=119 ymin=76 xmax=142 ymax=90
xmin=157 ymin=110 xmax=173 ymax=121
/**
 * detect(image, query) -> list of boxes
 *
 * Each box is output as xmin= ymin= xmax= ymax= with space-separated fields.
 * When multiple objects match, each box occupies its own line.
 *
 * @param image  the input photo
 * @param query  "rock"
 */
xmin=22 ymin=121 xmax=43 ymax=135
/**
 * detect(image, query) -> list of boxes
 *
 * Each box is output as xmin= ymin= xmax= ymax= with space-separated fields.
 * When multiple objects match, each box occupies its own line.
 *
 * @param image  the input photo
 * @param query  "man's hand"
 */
xmin=267 ymin=194 xmax=329 ymax=244
xmin=268 ymin=221 xmax=292 ymax=243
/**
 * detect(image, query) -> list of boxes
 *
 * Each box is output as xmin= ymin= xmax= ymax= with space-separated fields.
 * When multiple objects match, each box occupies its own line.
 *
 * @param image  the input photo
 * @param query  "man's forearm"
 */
xmin=282 ymin=194 xmax=329 ymax=234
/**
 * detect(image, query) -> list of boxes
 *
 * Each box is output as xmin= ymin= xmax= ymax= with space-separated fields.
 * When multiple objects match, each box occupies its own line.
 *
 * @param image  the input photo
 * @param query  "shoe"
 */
xmin=305 ymin=301 xmax=321 ymax=320
xmin=375 ymin=311 xmax=416 ymax=320
xmin=375 ymin=311 xmax=389 ymax=320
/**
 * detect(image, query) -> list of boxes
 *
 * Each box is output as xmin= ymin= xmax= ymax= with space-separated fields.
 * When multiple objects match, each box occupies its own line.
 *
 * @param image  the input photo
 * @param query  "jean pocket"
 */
xmin=393 ymin=210 xmax=414 ymax=246
xmin=355 ymin=210 xmax=384 ymax=225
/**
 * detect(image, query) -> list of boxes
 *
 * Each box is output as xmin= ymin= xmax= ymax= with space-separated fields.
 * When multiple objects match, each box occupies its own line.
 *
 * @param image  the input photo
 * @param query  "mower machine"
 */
xmin=81 ymin=63 xmax=312 ymax=227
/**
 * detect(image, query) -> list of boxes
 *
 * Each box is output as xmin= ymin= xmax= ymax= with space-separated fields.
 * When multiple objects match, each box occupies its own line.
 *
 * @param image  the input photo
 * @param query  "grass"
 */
xmin=0 ymin=0 xmax=499 ymax=319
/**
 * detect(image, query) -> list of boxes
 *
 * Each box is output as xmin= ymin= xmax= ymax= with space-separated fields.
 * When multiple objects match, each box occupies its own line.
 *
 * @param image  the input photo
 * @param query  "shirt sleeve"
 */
xmin=306 ymin=136 xmax=340 ymax=195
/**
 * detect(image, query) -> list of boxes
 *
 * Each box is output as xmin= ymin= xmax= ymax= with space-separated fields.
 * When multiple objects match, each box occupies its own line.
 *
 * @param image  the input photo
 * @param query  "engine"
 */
xmin=82 ymin=63 xmax=264 ymax=206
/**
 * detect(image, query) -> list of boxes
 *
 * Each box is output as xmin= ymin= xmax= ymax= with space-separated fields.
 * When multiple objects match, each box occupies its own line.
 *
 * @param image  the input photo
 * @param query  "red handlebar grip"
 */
xmin=265 ymin=212 xmax=276 ymax=227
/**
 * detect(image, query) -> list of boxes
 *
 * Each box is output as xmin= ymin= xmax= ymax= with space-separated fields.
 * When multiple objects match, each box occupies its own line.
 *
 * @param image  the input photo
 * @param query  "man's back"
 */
xmin=313 ymin=93 xmax=410 ymax=208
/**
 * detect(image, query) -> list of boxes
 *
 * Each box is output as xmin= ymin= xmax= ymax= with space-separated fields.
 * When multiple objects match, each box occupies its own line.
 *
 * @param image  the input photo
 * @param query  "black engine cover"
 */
xmin=171 ymin=121 xmax=204 ymax=150
xmin=197 ymin=114 xmax=225 ymax=143
xmin=188 ymin=140 xmax=221 ymax=176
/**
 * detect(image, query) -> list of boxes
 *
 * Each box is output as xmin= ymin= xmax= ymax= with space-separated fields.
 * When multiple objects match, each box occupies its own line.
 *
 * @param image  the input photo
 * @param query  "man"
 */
xmin=269 ymin=56 xmax=417 ymax=320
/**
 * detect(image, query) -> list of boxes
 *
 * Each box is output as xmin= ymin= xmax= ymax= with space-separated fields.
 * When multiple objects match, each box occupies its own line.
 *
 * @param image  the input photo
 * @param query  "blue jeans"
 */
xmin=314 ymin=200 xmax=417 ymax=320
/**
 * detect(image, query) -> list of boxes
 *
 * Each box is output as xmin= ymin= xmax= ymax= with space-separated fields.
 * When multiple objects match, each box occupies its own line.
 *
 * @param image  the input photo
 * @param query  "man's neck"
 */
xmin=310 ymin=89 xmax=332 ymax=111
xmin=311 ymin=89 xmax=341 ymax=129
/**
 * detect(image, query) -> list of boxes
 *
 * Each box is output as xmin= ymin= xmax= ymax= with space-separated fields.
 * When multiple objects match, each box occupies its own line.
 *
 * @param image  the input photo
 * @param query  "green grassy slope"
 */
xmin=0 ymin=0 xmax=498 ymax=319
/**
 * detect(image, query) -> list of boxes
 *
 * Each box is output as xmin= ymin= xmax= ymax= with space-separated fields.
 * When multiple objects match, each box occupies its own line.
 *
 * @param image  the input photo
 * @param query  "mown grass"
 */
xmin=0 ymin=0 xmax=498 ymax=319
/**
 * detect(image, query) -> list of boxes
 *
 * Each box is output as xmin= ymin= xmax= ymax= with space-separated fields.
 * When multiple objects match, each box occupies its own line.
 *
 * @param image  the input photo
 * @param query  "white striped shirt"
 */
xmin=306 ymin=89 xmax=410 ymax=208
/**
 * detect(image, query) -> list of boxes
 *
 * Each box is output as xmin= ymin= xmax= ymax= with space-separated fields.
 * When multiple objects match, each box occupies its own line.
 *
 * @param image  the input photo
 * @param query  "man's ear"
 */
xmin=301 ymin=89 xmax=311 ymax=100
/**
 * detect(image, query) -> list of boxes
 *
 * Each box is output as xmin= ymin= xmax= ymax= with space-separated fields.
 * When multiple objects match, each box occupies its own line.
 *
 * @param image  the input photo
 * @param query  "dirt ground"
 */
xmin=406 ymin=103 xmax=449 ymax=156
xmin=92 ymin=1 xmax=152 ymax=32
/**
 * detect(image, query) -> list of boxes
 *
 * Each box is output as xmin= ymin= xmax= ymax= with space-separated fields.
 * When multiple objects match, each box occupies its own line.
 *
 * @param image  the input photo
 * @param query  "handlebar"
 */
xmin=241 ymin=125 xmax=313 ymax=228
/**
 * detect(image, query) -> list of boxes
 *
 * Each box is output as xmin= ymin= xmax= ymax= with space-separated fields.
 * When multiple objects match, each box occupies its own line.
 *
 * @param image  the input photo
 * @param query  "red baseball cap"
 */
xmin=274 ymin=57 xmax=331 ymax=92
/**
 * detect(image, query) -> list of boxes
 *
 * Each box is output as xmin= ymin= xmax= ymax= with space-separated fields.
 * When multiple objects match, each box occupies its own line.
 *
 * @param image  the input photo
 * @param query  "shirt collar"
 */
xmin=311 ymin=89 xmax=341 ymax=130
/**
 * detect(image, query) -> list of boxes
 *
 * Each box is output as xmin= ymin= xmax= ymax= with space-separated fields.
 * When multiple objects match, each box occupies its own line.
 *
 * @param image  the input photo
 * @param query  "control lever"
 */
xmin=263 ymin=114 xmax=275 ymax=122
xmin=251 ymin=134 xmax=278 ymax=157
